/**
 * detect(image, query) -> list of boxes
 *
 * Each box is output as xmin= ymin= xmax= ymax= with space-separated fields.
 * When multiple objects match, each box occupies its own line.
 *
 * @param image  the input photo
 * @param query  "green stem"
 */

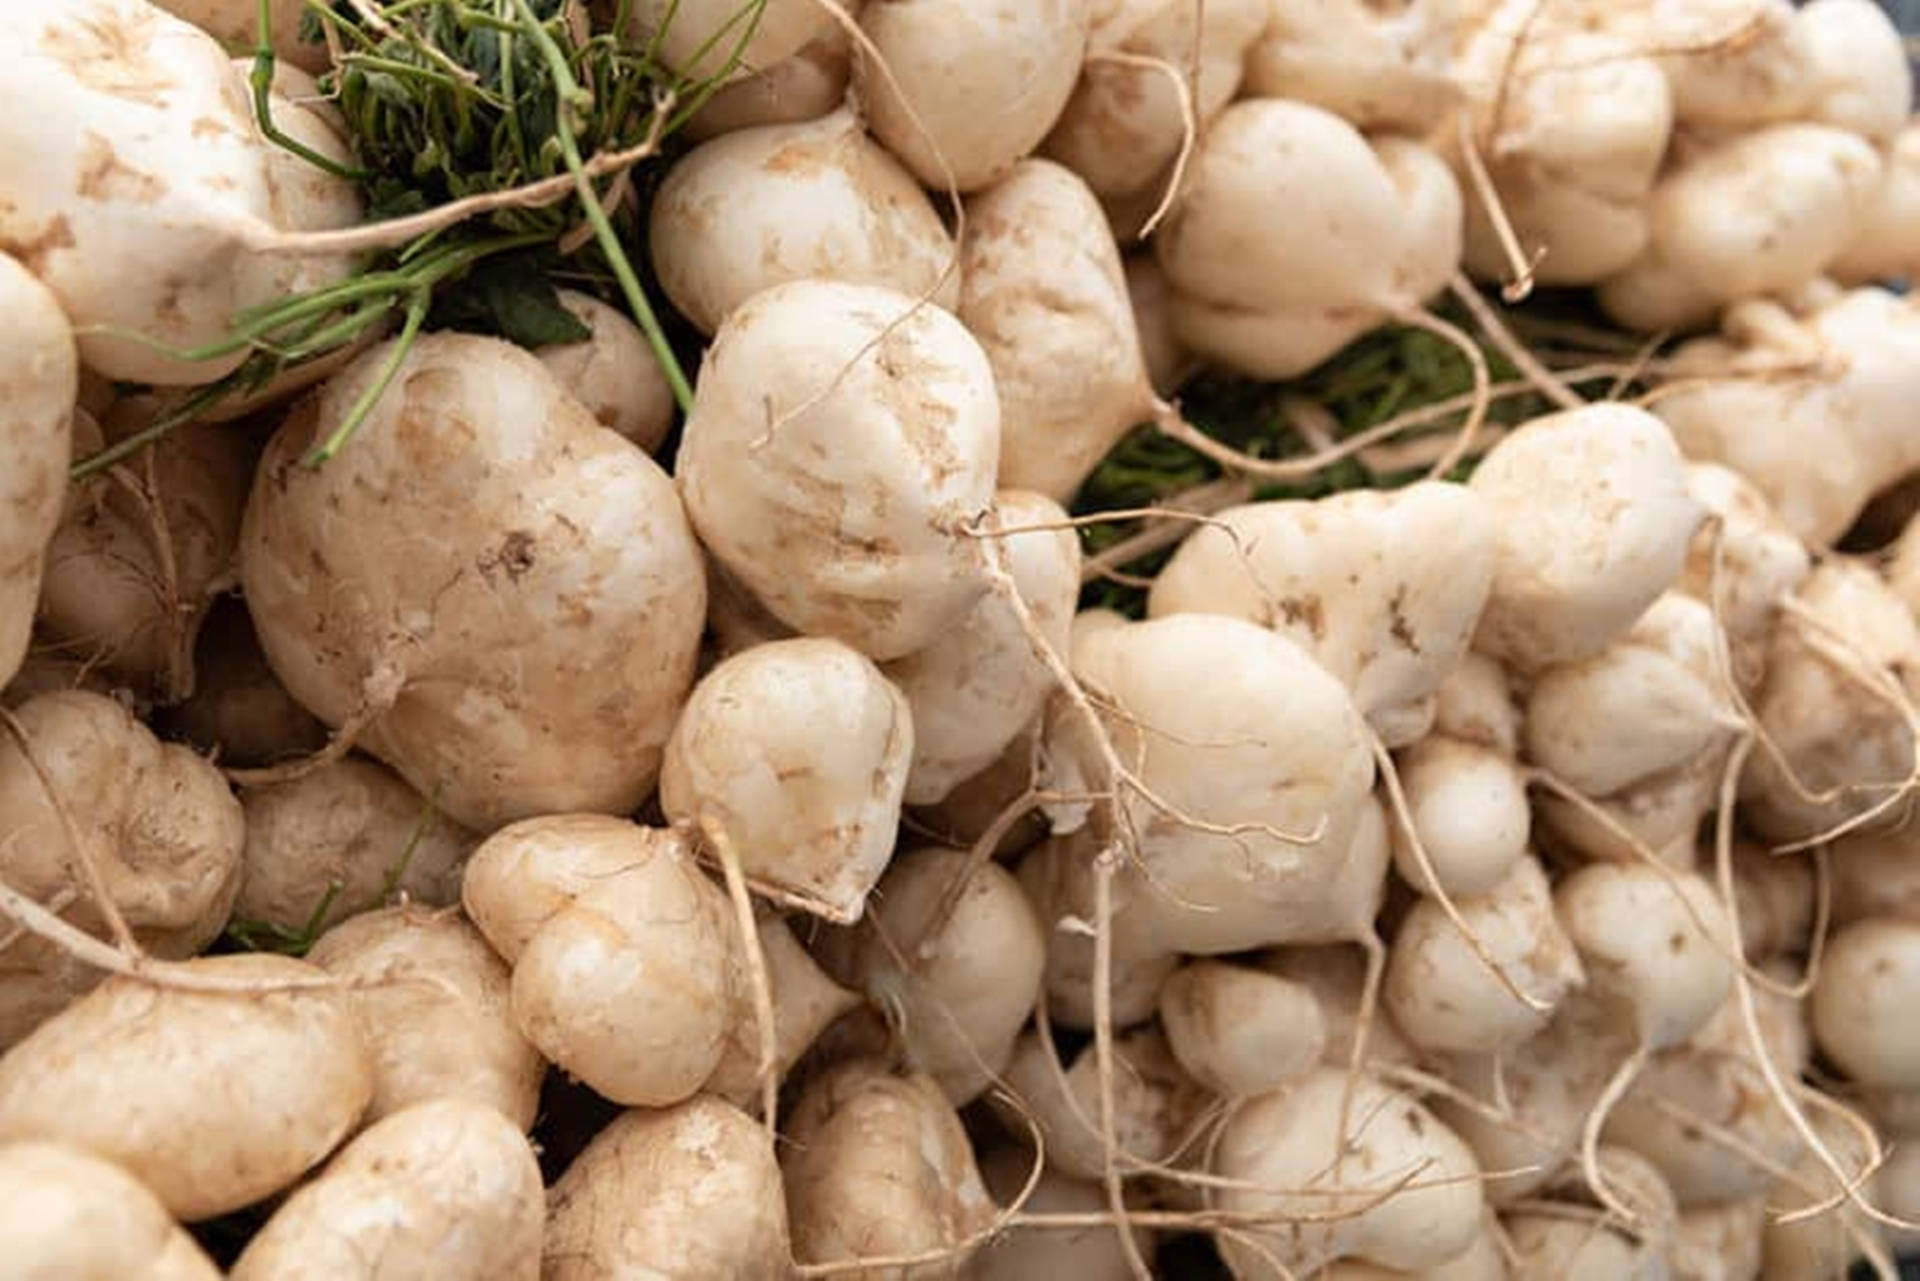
xmin=68 ymin=382 xmax=235 ymax=481
xmin=377 ymin=785 xmax=442 ymax=905
xmin=292 ymin=880 xmax=346 ymax=950
xmin=252 ymin=0 xmax=369 ymax=180
xmin=98 ymin=280 xmax=395 ymax=366
xmin=512 ymin=0 xmax=693 ymax=412
xmin=463 ymin=10 xmax=542 ymax=34
xmin=672 ymin=0 xmax=767 ymax=88
xmin=368 ymin=0 xmax=491 ymax=89
xmin=157 ymin=274 xmax=426 ymax=363
xmin=342 ymin=54 xmax=484 ymax=97
xmin=305 ymin=289 xmax=432 ymax=464
xmin=251 ymin=303 xmax=384 ymax=360
xmin=495 ymin=2 xmax=529 ymax=176
xmin=638 ymin=0 xmax=684 ymax=64
xmin=302 ymin=0 xmax=374 ymax=51
xmin=104 ymin=232 xmax=537 ymax=366
xmin=658 ymin=1 xmax=771 ymax=132
xmin=226 ymin=875 xmax=343 ymax=954
xmin=71 ymin=228 xmax=546 ymax=478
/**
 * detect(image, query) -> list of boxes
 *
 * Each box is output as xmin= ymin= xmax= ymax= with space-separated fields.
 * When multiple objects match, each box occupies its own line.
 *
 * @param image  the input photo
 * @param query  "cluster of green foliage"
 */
xmin=1074 ymin=304 xmax=1635 ymax=615
xmin=1075 ymin=318 xmax=1496 ymax=616
xmin=75 ymin=0 xmax=761 ymax=480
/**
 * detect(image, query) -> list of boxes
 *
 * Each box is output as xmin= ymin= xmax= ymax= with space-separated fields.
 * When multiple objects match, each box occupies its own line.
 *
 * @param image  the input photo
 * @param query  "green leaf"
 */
xmin=435 ymin=254 xmax=592 ymax=347
xmin=365 ymin=177 xmax=431 ymax=222
xmin=483 ymin=261 xmax=592 ymax=347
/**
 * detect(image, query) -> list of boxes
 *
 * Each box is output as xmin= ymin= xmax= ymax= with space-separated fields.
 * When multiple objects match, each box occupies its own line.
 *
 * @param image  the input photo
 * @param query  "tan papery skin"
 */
xmin=0 ymin=251 xmax=76 ymax=691
xmin=535 ymin=290 xmax=674 ymax=452
xmin=1148 ymin=481 xmax=1495 ymax=746
xmin=885 ymin=490 xmax=1079 ymax=805
xmin=545 ymin=1096 xmax=791 ymax=1281
xmin=989 ymin=1025 xmax=1204 ymax=1184
xmin=39 ymin=407 xmax=251 ymax=705
xmin=306 ymin=907 xmax=544 ymax=1130
xmin=0 ymin=0 xmax=359 ymax=384
xmin=230 ymin=1099 xmax=544 ymax=1281
xmin=0 ymin=1140 xmax=222 ymax=1280
xmin=507 ymin=836 xmax=734 ymax=1107
xmin=675 ymin=279 xmax=1000 ymax=664
xmin=629 ymin=0 xmax=833 ymax=81
xmin=241 ymin=331 xmax=707 ymax=832
xmin=956 ymin=161 xmax=1154 ymax=503
xmin=682 ymin=23 xmax=852 ymax=143
xmin=650 ymin=107 xmax=959 ymax=337
xmin=1383 ymin=856 xmax=1583 ymax=1055
xmin=1742 ymin=559 xmax=1920 ymax=843
xmin=1813 ymin=919 xmax=1920 ymax=1091
xmin=1047 ymin=613 xmax=1377 ymax=957
xmin=1213 ymin=1067 xmax=1487 ymax=1276
xmin=0 ymin=953 xmax=375 ymax=1221
xmin=1659 ymin=288 xmax=1920 ymax=546
xmin=662 ymin=637 xmax=913 ymax=925
xmin=1607 ymin=978 xmax=1808 ymax=1206
xmin=820 ymin=846 xmax=1047 ymax=1103
xmin=155 ymin=0 xmax=329 ymax=72
xmin=1153 ymin=99 xmax=1461 ymax=379
xmin=783 ymin=1060 xmax=996 ymax=1279
xmin=1556 ymin=863 xmax=1734 ymax=1051
xmin=1158 ymin=959 xmax=1326 ymax=1098
xmin=1045 ymin=0 xmax=1267 ymax=197
xmin=854 ymin=0 xmax=1094 ymax=193
xmin=1467 ymin=403 xmax=1702 ymax=671
xmin=0 ymin=690 xmax=244 ymax=1048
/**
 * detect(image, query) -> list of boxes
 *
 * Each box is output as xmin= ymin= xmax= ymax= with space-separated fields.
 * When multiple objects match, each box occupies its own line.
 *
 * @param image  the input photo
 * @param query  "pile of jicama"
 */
xmin=8 ymin=0 xmax=1920 ymax=1276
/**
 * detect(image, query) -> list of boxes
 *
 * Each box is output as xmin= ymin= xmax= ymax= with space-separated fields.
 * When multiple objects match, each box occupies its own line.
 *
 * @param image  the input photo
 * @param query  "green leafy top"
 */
xmin=1075 ymin=316 xmax=1553 ymax=617
xmin=73 ymin=0 xmax=762 ymax=479
xmin=316 ymin=0 xmax=715 ymax=227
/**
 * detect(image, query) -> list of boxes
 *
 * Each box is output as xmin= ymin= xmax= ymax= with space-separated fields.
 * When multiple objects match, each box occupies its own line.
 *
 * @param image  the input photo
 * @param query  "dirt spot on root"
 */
xmin=76 ymin=133 xmax=167 ymax=205
xmin=0 ymin=215 xmax=75 ymax=275
xmin=41 ymin=10 xmax=178 ymax=106
xmin=477 ymin=530 xmax=537 ymax=583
